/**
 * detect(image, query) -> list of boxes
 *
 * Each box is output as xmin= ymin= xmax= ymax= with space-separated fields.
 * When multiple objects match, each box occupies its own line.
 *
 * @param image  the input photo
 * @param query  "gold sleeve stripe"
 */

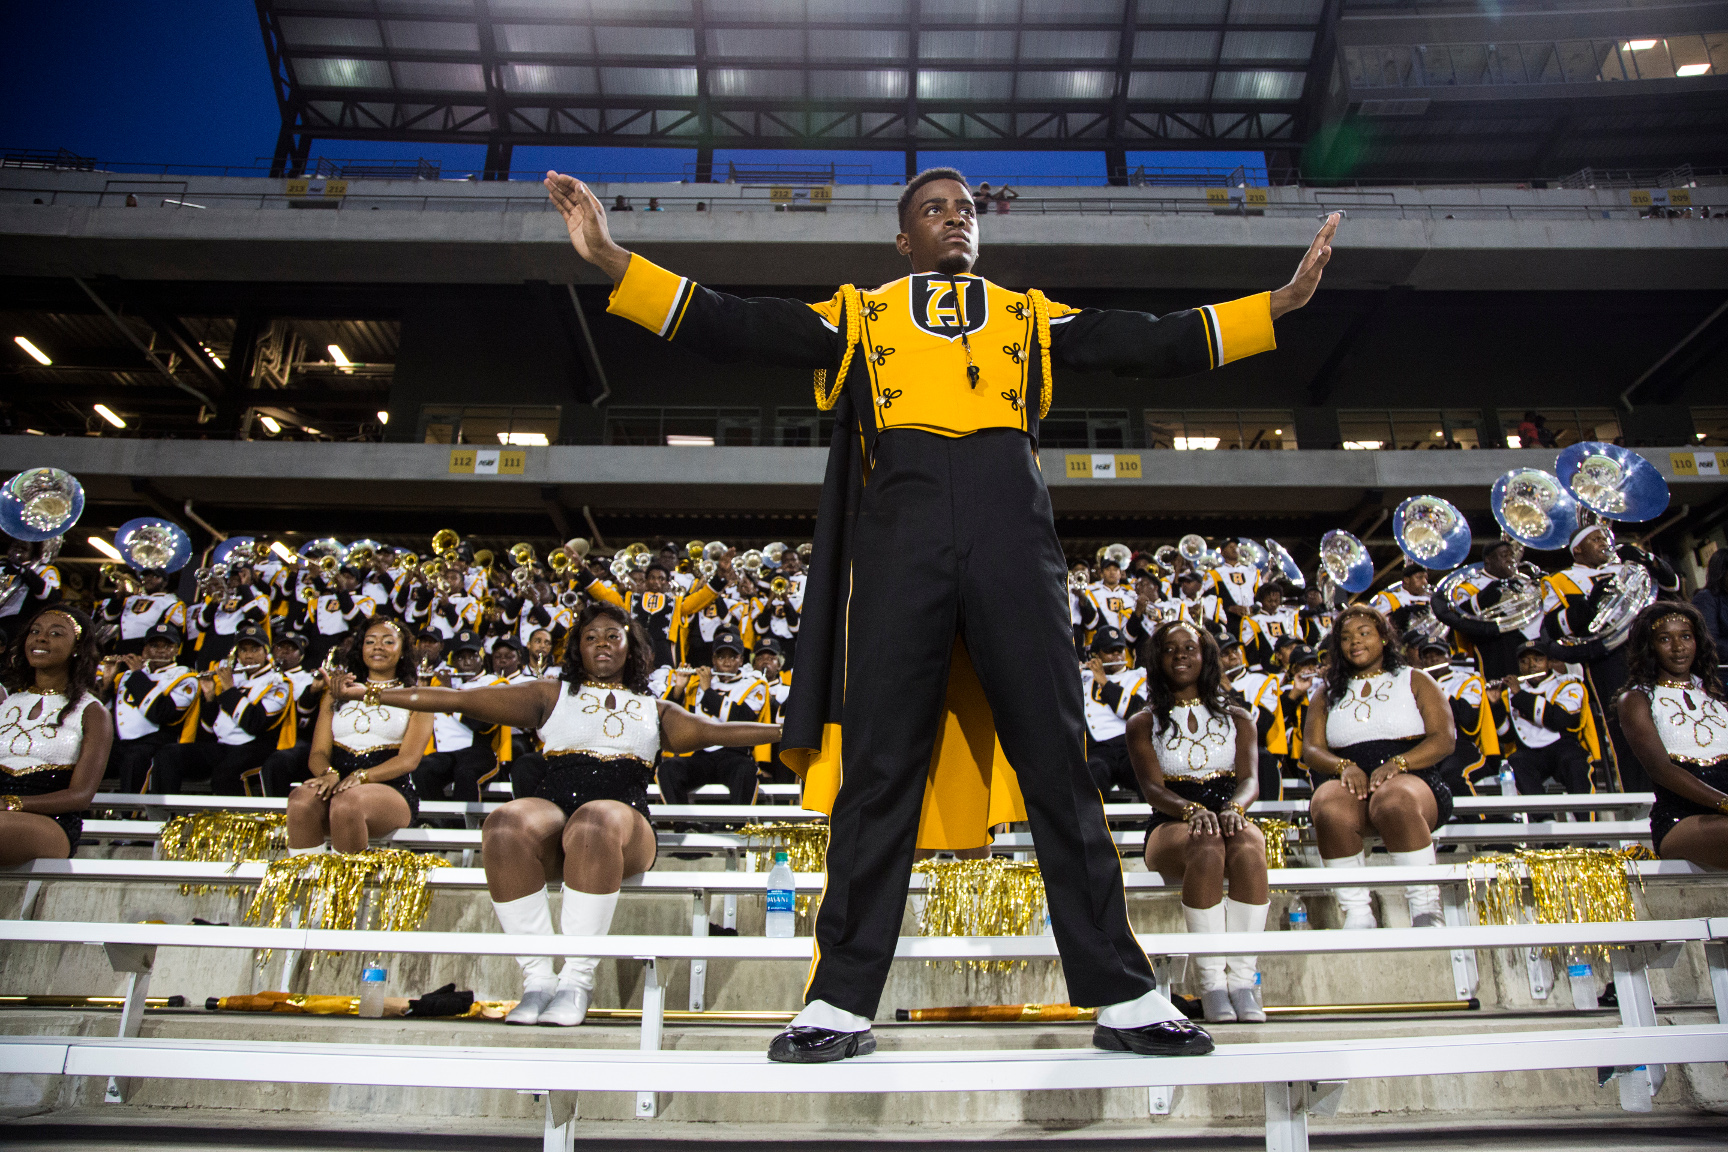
xmin=1198 ymin=305 xmax=1221 ymax=370
xmin=1204 ymin=292 xmax=1277 ymax=365
xmin=606 ymin=254 xmax=692 ymax=338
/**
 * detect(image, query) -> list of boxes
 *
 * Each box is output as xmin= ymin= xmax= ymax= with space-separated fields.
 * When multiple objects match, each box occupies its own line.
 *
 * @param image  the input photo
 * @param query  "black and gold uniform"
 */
xmin=607 ymin=252 xmax=1276 ymax=1020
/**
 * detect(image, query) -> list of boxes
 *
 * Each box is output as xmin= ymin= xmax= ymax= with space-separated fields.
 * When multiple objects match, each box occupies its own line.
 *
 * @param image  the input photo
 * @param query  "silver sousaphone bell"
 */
xmin=1491 ymin=468 xmax=1579 ymax=552
xmin=115 ymin=517 xmax=193 ymax=573
xmin=1392 ymin=494 xmax=1472 ymax=570
xmin=1263 ymin=538 xmax=1305 ymax=589
xmin=0 ymin=467 xmax=85 ymax=542
xmin=1556 ymin=441 xmax=1671 ymax=523
xmin=1319 ymin=529 xmax=1373 ymax=594
xmin=1178 ymin=532 xmax=1219 ymax=571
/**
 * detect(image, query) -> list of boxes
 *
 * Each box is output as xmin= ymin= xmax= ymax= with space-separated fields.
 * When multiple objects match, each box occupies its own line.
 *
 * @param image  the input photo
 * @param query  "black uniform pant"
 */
xmin=1583 ymin=652 xmax=1646 ymax=792
xmin=413 ymin=745 xmax=500 ymax=804
xmin=109 ymin=731 xmax=175 ymax=793
xmin=261 ymin=742 xmax=312 ymax=797
xmin=1510 ymin=739 xmax=1593 ymax=811
xmin=1085 ymin=734 xmax=1140 ymax=799
xmin=150 ymin=738 xmax=276 ymax=795
xmin=657 ymin=748 xmax=758 ymax=804
xmin=807 ymin=429 xmax=1156 ymax=1019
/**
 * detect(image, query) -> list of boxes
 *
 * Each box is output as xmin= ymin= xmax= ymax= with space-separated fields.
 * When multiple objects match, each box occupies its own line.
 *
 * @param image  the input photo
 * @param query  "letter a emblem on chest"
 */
xmin=911 ymin=274 xmax=987 ymax=340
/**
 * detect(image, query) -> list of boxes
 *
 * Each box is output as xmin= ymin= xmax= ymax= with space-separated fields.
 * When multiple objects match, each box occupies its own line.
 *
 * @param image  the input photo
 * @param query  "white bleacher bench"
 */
xmin=2 ymin=917 xmax=1724 ymax=1151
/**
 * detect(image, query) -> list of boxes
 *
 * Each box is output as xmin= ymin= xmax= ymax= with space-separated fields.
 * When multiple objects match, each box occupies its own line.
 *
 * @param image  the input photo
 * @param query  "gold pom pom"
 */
xmin=912 ymin=858 xmax=1046 ymax=972
xmin=245 ymin=848 xmax=445 ymax=964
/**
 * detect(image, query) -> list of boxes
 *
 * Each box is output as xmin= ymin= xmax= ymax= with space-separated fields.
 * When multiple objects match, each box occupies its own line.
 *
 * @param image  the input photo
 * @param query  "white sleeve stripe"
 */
xmin=658 ymin=277 xmax=690 ymax=337
xmin=1047 ymin=313 xmax=1075 ymax=325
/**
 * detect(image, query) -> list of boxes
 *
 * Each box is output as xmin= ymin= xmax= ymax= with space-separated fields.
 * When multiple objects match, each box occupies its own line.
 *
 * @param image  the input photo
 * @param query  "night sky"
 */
xmin=0 ymin=2 xmax=1266 ymax=184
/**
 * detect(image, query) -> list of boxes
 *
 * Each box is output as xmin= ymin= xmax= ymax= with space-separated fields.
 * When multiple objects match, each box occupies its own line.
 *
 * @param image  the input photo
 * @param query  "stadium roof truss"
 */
xmin=256 ymin=0 xmax=1343 ymax=174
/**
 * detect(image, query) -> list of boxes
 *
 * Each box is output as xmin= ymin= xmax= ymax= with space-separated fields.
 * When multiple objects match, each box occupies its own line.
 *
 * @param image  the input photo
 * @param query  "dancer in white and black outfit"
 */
xmin=289 ymin=618 xmax=430 ymax=854
xmin=1616 ymin=602 xmax=1728 ymax=869
xmin=0 ymin=605 xmax=111 ymax=864
xmin=1128 ymin=620 xmax=1267 ymax=1023
xmin=331 ymin=602 xmax=778 ymax=1026
xmin=1304 ymin=605 xmax=1456 ymax=929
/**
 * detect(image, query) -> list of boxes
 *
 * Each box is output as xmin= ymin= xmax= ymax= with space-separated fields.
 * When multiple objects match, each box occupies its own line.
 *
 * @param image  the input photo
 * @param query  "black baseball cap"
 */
xmin=145 ymin=622 xmax=183 ymax=646
xmin=1287 ymin=644 xmax=1318 ymax=668
xmin=274 ymin=630 xmax=308 ymax=652
xmin=452 ymin=629 xmax=483 ymax=653
xmin=233 ymin=624 xmax=269 ymax=646
xmin=1092 ymin=626 xmax=1127 ymax=653
xmin=714 ymin=629 xmax=745 ymax=655
xmin=754 ymin=636 xmax=784 ymax=657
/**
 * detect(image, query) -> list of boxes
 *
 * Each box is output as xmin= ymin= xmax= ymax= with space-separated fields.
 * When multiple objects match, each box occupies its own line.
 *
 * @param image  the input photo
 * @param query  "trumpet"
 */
xmin=548 ymin=550 xmax=572 ymax=576
xmin=398 ymin=551 xmax=420 ymax=574
xmin=473 ymin=548 xmax=494 ymax=571
xmin=740 ymin=549 xmax=765 ymax=575
xmin=770 ymin=576 xmax=790 ymax=596
xmin=99 ymin=562 xmax=142 ymax=597
xmin=510 ymin=542 xmax=537 ymax=568
xmin=318 ymin=554 xmax=339 ymax=575
xmin=559 ymin=587 xmax=582 ymax=610
xmin=431 ymin=528 xmax=460 ymax=557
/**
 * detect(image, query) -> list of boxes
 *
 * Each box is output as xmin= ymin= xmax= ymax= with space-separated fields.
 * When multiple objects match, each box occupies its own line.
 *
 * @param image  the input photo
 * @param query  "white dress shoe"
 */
xmin=506 ymin=987 xmax=554 ymax=1026
xmin=1200 ymin=989 xmax=1237 ymax=1023
xmin=1229 ymin=988 xmax=1267 ymax=1023
xmin=539 ymin=985 xmax=591 ymax=1027
xmin=1342 ymin=907 xmax=1379 ymax=930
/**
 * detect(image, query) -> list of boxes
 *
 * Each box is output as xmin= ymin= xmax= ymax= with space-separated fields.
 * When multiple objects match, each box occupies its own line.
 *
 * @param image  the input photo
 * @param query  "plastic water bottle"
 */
xmin=1567 ymin=960 xmax=1596 ymax=1011
xmin=1498 ymin=764 xmax=1518 ymax=797
xmin=765 ymin=850 xmax=796 ymax=939
xmin=1286 ymin=896 xmax=1311 ymax=931
xmin=357 ymin=965 xmax=387 ymax=1018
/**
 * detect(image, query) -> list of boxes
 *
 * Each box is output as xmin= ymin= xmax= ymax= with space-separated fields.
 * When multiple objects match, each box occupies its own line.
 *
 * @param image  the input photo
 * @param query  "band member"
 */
xmin=1151 ymin=570 xmax=1224 ymax=639
xmin=752 ymin=637 xmax=794 ymax=783
xmin=1078 ymin=558 xmax=1137 ymax=644
xmin=526 ymin=627 xmax=560 ymax=679
xmin=1208 ymin=541 xmax=1261 ymax=620
xmin=1239 ymin=582 xmax=1300 ymax=671
xmin=329 ymin=603 xmax=778 ymax=1026
xmin=545 ymin=164 xmax=1333 ymax=1061
xmin=189 ymin=564 xmax=270 ymax=669
xmin=412 ymin=629 xmax=503 ymax=804
xmin=1304 ymin=605 xmax=1456 ymax=930
xmin=752 ymin=584 xmax=801 ymax=671
xmin=1369 ymin=565 xmax=1431 ymax=637
xmin=0 ymin=605 xmax=110 ymax=864
xmin=659 ymin=630 xmax=768 ymax=804
xmin=1536 ymin=523 xmax=1678 ymax=790
xmin=1220 ymin=637 xmax=1289 ymax=800
xmin=260 ymin=631 xmax=322 ymax=796
xmin=0 ymin=538 xmax=63 ymax=644
xmin=100 ymin=569 xmax=187 ymax=655
xmin=580 ymin=560 xmax=729 ymax=669
xmin=1271 ymin=644 xmax=1322 ymax=801
xmin=1296 ymin=585 xmax=1333 ymax=647
xmin=1430 ymin=541 xmax=1529 ymax=679
xmin=288 ymin=618 xmax=430 ymax=854
xmin=1616 ymin=603 xmax=1728 ymax=868
xmin=1496 ymin=643 xmax=1593 ymax=797
xmin=149 ymin=624 xmax=292 ymax=795
xmin=295 ymin=565 xmax=377 ymax=670
xmin=1081 ymin=626 xmax=1146 ymax=798
xmin=1419 ymin=639 xmax=1498 ymax=796
xmin=1128 ymin=621 xmax=1266 ymax=1024
xmin=101 ymin=622 xmax=198 ymax=793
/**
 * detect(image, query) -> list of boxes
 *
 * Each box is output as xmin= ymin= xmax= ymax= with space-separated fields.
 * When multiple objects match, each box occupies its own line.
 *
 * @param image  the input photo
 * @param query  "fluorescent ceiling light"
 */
xmin=498 ymin=431 xmax=550 ymax=446
xmin=24 ymin=428 xmax=43 ymax=435
xmin=1676 ymin=63 xmax=1710 ymax=76
xmin=1274 ymin=428 xmax=1283 ymax=435
xmin=1342 ymin=440 xmax=1383 ymax=450
xmin=89 ymin=536 xmax=124 ymax=562
xmin=1625 ymin=40 xmax=1656 ymax=50
xmin=259 ymin=415 xmax=282 ymax=434
xmin=377 ymin=410 xmax=390 ymax=425
xmin=93 ymin=404 xmax=126 ymax=428
xmin=666 ymin=434 xmax=715 ymax=446
xmin=303 ymin=426 xmax=322 ymax=435
xmin=14 ymin=336 xmax=51 ymax=365
xmin=1505 ymin=435 xmax=1523 ymax=447
xmin=1697 ymin=432 xmax=1707 ymax=440
xmin=271 ymin=541 xmax=296 ymax=562
xmin=327 ymin=344 xmax=352 ymax=366
xmin=1173 ymin=436 xmax=1220 ymax=451
xmin=202 ymin=345 xmax=225 ymax=369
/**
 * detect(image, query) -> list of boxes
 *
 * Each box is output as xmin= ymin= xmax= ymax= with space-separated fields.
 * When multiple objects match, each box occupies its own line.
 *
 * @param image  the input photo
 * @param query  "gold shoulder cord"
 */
xmin=1023 ymin=289 xmax=1054 ymax=418
xmin=813 ymin=284 xmax=863 ymax=412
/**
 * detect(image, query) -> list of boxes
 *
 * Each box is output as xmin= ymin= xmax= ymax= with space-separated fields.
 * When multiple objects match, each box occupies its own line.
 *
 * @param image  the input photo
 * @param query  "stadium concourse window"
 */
xmin=1144 ymin=410 xmax=1296 ymax=451
xmin=1338 ymin=410 xmax=1484 ymax=451
xmin=1695 ymin=407 xmax=1728 ymax=447
xmin=774 ymin=408 xmax=836 ymax=447
xmin=420 ymin=406 xmax=559 ymax=446
xmin=1501 ymin=408 xmax=1621 ymax=449
xmin=1040 ymin=409 xmax=1134 ymax=450
xmin=1345 ymin=32 xmax=1726 ymax=89
xmin=604 ymin=407 xmax=761 ymax=447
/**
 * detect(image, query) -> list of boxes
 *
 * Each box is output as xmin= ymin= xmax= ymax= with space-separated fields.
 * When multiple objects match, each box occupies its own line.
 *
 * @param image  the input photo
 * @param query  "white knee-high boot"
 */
xmin=556 ymin=889 xmax=620 ymax=993
xmin=1390 ymin=844 xmax=1443 ymax=926
xmin=1323 ymin=850 xmax=1378 ymax=929
xmin=1183 ymin=902 xmax=1232 ymax=1023
xmin=494 ymin=887 xmax=558 ymax=1025
xmin=1223 ymin=898 xmax=1269 ymax=1023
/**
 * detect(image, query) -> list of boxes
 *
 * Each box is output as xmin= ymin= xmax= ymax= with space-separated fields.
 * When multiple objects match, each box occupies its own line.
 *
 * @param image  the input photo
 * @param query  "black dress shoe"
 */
xmin=1093 ymin=1018 xmax=1214 ymax=1057
xmin=767 ymin=1026 xmax=877 ymax=1064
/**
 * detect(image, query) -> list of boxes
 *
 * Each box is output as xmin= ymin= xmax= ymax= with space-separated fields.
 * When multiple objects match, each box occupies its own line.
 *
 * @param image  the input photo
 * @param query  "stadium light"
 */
xmin=24 ymin=428 xmax=42 ymax=435
xmin=259 ymin=415 xmax=281 ymax=434
xmin=14 ymin=336 xmax=51 ymax=365
xmin=1624 ymin=40 xmax=1657 ymax=50
xmin=271 ymin=541 xmax=296 ymax=562
xmin=1342 ymin=440 xmax=1383 ymax=450
xmin=498 ymin=431 xmax=550 ymax=446
xmin=1173 ymin=436 xmax=1220 ymax=451
xmin=88 ymin=536 xmax=124 ymax=562
xmin=328 ymin=344 xmax=352 ymax=367
xmin=1676 ymin=63 xmax=1710 ymax=76
xmin=93 ymin=404 xmax=126 ymax=429
xmin=377 ymin=410 xmax=390 ymax=425
xmin=666 ymin=434 xmax=715 ymax=446
xmin=303 ymin=426 xmax=322 ymax=436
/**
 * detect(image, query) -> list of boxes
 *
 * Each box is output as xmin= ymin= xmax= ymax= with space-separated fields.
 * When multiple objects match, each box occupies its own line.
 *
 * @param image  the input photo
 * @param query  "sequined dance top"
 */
xmin=1150 ymin=700 xmax=1237 ymax=781
xmin=331 ymin=695 xmax=411 ymax=755
xmin=1326 ymin=666 xmax=1425 ymax=750
xmin=1648 ymin=676 xmax=1728 ymax=767
xmin=539 ymin=682 xmax=662 ymax=765
xmin=0 ymin=690 xmax=101 ymax=778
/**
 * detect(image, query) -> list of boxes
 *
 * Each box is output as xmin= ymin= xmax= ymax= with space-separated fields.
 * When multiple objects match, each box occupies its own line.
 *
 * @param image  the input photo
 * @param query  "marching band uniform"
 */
xmin=1506 ymin=666 xmax=1593 ymax=796
xmin=1637 ymin=675 xmax=1728 ymax=852
xmin=260 ymin=632 xmax=321 ymax=796
xmin=1432 ymin=659 xmax=1499 ymax=795
xmin=189 ymin=582 xmax=270 ymax=669
xmin=1151 ymin=581 xmax=1225 ymax=639
xmin=0 ymin=686 xmax=103 ymax=852
xmin=412 ymin=631 xmax=504 ymax=804
xmin=149 ymin=626 xmax=293 ymax=795
xmin=1081 ymin=627 xmax=1147 ymax=797
xmin=659 ymin=632 xmax=768 ymax=804
xmin=752 ymin=596 xmax=801 ymax=670
xmin=1208 ymin=561 xmax=1260 ymax=617
xmin=1368 ymin=579 xmax=1431 ymax=638
xmin=1079 ymin=578 xmax=1137 ymax=640
xmin=606 ymin=246 xmax=1278 ymax=1037
xmin=1227 ymin=657 xmax=1289 ymax=801
xmin=1239 ymin=600 xmax=1300 ymax=672
xmin=0 ymin=552 xmax=62 ymax=643
xmin=106 ymin=623 xmax=198 ymax=792
xmin=1432 ymin=576 xmax=1530 ymax=680
xmin=103 ymin=584 xmax=188 ymax=655
xmin=294 ymin=575 xmax=377 ymax=668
